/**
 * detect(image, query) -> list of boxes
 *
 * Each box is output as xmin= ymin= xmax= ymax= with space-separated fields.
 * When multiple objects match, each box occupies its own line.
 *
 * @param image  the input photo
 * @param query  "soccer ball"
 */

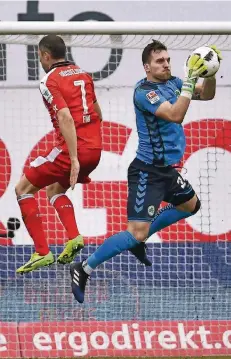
xmin=186 ymin=46 xmax=220 ymax=78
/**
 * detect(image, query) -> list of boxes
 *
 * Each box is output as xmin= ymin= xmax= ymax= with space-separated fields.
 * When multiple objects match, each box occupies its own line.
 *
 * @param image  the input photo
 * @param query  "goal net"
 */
xmin=0 ymin=22 xmax=231 ymax=358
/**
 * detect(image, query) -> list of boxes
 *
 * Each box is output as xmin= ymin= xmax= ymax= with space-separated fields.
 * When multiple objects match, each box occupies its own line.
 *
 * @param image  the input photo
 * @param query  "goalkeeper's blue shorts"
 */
xmin=127 ymin=158 xmax=195 ymax=222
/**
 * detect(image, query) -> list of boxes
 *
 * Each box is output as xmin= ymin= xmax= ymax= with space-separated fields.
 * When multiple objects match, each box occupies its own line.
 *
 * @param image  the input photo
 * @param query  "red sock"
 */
xmin=18 ymin=195 xmax=49 ymax=256
xmin=51 ymin=194 xmax=79 ymax=240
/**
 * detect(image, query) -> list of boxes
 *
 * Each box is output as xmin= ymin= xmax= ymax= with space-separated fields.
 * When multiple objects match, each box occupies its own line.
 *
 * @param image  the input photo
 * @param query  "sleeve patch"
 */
xmin=40 ymin=82 xmax=53 ymax=104
xmin=146 ymin=90 xmax=160 ymax=104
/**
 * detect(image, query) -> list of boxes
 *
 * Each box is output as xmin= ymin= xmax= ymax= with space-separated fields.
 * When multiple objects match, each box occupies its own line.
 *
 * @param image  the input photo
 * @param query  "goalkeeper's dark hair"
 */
xmin=39 ymin=35 xmax=66 ymax=59
xmin=142 ymin=40 xmax=167 ymax=65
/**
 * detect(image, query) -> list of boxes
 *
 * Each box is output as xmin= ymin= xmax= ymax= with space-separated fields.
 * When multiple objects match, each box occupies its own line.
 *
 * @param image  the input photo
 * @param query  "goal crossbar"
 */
xmin=1 ymin=21 xmax=231 ymax=35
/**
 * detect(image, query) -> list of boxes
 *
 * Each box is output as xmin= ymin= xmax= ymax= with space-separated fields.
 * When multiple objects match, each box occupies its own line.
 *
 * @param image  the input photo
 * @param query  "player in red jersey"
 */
xmin=15 ymin=35 xmax=102 ymax=274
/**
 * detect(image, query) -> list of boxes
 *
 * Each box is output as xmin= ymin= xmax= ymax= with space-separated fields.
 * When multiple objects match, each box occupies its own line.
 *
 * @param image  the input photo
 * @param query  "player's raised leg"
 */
xmin=132 ymin=170 xmax=201 ymax=265
xmin=148 ymin=197 xmax=200 ymax=238
xmin=47 ymin=182 xmax=84 ymax=264
xmin=47 ymin=149 xmax=101 ymax=264
xmin=15 ymin=175 xmax=54 ymax=274
xmin=70 ymin=164 xmax=163 ymax=303
xmin=130 ymin=192 xmax=200 ymax=267
xmin=148 ymin=169 xmax=201 ymax=238
xmin=70 ymin=225 xmax=148 ymax=303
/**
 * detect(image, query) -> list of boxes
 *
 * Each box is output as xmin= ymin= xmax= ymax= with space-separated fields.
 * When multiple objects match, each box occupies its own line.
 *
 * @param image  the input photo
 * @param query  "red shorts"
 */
xmin=25 ymin=147 xmax=101 ymax=189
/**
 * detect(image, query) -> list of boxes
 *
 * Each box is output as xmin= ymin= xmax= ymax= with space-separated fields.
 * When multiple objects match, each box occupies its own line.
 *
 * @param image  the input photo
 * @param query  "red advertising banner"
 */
xmin=1 ymin=118 xmax=231 ymax=245
xmin=16 ymin=320 xmax=231 ymax=357
xmin=0 ymin=322 xmax=20 ymax=358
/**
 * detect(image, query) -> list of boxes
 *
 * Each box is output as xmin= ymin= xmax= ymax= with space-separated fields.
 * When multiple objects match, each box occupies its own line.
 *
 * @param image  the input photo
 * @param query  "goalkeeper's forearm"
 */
xmin=58 ymin=109 xmax=78 ymax=161
xmin=200 ymin=76 xmax=216 ymax=100
xmin=168 ymin=75 xmax=198 ymax=123
xmin=168 ymin=95 xmax=191 ymax=124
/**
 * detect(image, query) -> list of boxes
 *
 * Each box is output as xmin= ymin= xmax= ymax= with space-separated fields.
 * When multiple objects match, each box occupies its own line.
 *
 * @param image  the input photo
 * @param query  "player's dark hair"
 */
xmin=142 ymin=40 xmax=167 ymax=65
xmin=39 ymin=35 xmax=66 ymax=59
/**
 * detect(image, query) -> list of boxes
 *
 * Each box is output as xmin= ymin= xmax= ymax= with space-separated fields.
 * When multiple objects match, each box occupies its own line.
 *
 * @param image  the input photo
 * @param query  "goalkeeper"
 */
xmin=70 ymin=40 xmax=222 ymax=303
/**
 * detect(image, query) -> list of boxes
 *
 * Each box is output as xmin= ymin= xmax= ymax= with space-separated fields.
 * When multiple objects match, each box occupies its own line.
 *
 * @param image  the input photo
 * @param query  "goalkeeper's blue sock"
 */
xmin=148 ymin=204 xmax=192 ymax=237
xmin=83 ymin=231 xmax=139 ymax=274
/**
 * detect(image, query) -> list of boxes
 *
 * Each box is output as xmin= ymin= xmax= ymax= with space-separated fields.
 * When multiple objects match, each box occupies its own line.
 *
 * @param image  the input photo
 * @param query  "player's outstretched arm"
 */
xmin=57 ymin=108 xmax=80 ymax=189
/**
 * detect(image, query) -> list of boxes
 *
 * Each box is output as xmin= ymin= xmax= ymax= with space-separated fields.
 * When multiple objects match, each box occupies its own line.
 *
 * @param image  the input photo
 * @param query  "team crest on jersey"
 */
xmin=148 ymin=205 xmax=155 ymax=217
xmin=146 ymin=91 xmax=160 ymax=104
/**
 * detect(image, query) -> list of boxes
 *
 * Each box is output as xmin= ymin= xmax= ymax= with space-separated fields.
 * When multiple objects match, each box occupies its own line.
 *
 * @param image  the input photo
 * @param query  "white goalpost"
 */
xmin=0 ymin=21 xmax=231 ymax=358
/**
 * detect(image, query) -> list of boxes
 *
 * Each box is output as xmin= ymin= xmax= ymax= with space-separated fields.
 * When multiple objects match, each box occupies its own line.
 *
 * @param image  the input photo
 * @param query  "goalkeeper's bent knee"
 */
xmin=191 ymin=197 xmax=201 ymax=215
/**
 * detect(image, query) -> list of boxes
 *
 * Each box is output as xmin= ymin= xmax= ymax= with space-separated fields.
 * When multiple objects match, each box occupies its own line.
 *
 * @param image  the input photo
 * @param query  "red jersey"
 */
xmin=39 ymin=61 xmax=102 ymax=150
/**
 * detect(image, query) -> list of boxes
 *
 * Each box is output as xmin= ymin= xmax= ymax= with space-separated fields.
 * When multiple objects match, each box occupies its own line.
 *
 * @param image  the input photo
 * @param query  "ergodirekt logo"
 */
xmin=29 ymin=322 xmax=231 ymax=356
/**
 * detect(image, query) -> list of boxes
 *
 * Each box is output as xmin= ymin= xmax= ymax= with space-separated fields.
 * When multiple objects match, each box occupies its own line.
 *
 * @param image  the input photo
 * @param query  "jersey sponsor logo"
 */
xmin=146 ymin=90 xmax=160 ymax=104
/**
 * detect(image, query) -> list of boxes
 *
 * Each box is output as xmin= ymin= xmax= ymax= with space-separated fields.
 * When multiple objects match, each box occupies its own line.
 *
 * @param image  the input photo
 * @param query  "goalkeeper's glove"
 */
xmin=209 ymin=44 xmax=222 ymax=61
xmin=181 ymin=54 xmax=207 ymax=99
